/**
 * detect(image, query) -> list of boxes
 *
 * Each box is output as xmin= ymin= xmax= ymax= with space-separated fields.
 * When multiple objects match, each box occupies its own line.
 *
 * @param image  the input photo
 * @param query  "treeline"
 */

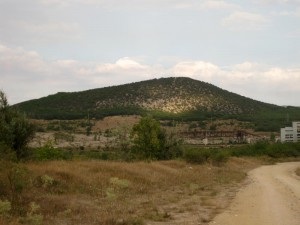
xmin=13 ymin=77 xmax=300 ymax=131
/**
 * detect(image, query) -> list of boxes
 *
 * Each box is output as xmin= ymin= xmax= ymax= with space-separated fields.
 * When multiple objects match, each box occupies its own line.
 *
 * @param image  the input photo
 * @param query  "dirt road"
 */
xmin=210 ymin=162 xmax=300 ymax=225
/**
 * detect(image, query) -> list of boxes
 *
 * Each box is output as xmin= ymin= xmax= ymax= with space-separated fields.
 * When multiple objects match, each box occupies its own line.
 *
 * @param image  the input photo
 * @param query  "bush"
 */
xmin=266 ymin=143 xmax=300 ymax=158
xmin=231 ymin=141 xmax=268 ymax=157
xmin=81 ymin=150 xmax=110 ymax=160
xmin=211 ymin=150 xmax=229 ymax=166
xmin=232 ymin=142 xmax=300 ymax=158
xmin=131 ymin=116 xmax=166 ymax=160
xmin=184 ymin=148 xmax=210 ymax=164
xmin=31 ymin=142 xmax=71 ymax=161
xmin=0 ymin=142 xmax=17 ymax=161
xmin=0 ymin=161 xmax=30 ymax=214
xmin=0 ymin=91 xmax=35 ymax=160
xmin=0 ymin=200 xmax=11 ymax=215
xmin=131 ymin=116 xmax=183 ymax=160
xmin=184 ymin=148 xmax=229 ymax=166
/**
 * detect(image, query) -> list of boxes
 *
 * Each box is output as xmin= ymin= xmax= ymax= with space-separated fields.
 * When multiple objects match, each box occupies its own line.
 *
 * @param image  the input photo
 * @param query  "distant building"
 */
xmin=280 ymin=121 xmax=300 ymax=143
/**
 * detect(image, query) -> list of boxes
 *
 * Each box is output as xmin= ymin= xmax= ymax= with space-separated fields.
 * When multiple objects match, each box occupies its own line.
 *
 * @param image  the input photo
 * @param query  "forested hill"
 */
xmin=14 ymin=77 xmax=300 ymax=129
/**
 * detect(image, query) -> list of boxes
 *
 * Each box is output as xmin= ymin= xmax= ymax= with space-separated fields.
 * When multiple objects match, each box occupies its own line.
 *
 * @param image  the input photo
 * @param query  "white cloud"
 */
xmin=0 ymin=44 xmax=299 ymax=106
xmin=0 ymin=45 xmax=50 ymax=74
xmin=15 ymin=21 xmax=82 ymax=43
xmin=174 ymin=0 xmax=239 ymax=11
xmin=198 ymin=0 xmax=240 ymax=10
xmin=254 ymin=0 xmax=300 ymax=5
xmin=38 ymin=0 xmax=240 ymax=11
xmin=222 ymin=11 xmax=269 ymax=31
xmin=171 ymin=61 xmax=223 ymax=82
xmin=271 ymin=7 xmax=300 ymax=17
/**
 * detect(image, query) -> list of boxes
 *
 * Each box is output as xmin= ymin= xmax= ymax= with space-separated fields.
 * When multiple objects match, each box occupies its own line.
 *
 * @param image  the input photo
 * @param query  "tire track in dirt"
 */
xmin=209 ymin=162 xmax=300 ymax=225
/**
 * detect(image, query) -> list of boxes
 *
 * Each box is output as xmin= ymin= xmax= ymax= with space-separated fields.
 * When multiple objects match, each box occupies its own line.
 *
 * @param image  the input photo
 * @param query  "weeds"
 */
xmin=30 ymin=141 xmax=71 ymax=161
xmin=21 ymin=202 xmax=43 ymax=225
xmin=14 ymin=158 xmax=256 ymax=225
xmin=184 ymin=148 xmax=229 ymax=166
xmin=184 ymin=142 xmax=300 ymax=165
xmin=0 ymin=200 xmax=11 ymax=216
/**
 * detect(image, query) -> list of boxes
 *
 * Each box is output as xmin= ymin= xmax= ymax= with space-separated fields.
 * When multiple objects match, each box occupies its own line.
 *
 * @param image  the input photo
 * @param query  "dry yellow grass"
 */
xmin=0 ymin=158 xmax=262 ymax=225
xmin=296 ymin=167 xmax=300 ymax=176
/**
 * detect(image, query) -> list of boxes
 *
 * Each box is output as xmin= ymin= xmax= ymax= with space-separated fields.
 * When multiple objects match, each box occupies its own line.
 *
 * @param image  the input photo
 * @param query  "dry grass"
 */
xmin=0 ymin=158 xmax=262 ymax=225
xmin=296 ymin=167 xmax=300 ymax=176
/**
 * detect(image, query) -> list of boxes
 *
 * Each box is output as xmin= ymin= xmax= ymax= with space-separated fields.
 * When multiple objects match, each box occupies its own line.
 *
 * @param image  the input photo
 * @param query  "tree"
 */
xmin=131 ymin=116 xmax=164 ymax=159
xmin=0 ymin=91 xmax=35 ymax=159
xmin=130 ymin=116 xmax=182 ymax=160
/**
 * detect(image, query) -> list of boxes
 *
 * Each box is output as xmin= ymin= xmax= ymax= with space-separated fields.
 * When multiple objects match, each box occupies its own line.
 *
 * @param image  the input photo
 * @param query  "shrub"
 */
xmin=0 ymin=142 xmax=17 ymax=161
xmin=131 ymin=116 xmax=182 ymax=160
xmin=231 ymin=142 xmax=300 ymax=158
xmin=31 ymin=142 xmax=71 ymax=161
xmin=231 ymin=141 xmax=268 ymax=157
xmin=0 ymin=161 xmax=30 ymax=214
xmin=131 ymin=116 xmax=166 ymax=160
xmin=184 ymin=148 xmax=210 ymax=164
xmin=20 ymin=202 xmax=43 ymax=225
xmin=0 ymin=200 xmax=11 ymax=215
xmin=211 ymin=150 xmax=229 ymax=166
xmin=0 ymin=91 xmax=35 ymax=160
xmin=266 ymin=143 xmax=300 ymax=158
xmin=40 ymin=175 xmax=55 ymax=188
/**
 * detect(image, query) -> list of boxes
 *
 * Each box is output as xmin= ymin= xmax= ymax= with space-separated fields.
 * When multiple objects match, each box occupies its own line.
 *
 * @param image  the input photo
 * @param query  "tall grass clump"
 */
xmin=184 ymin=148 xmax=210 ymax=164
xmin=184 ymin=148 xmax=229 ymax=166
xmin=30 ymin=142 xmax=72 ymax=161
xmin=231 ymin=141 xmax=300 ymax=158
xmin=231 ymin=141 xmax=268 ymax=157
xmin=266 ymin=142 xmax=300 ymax=158
xmin=0 ymin=160 xmax=31 ymax=216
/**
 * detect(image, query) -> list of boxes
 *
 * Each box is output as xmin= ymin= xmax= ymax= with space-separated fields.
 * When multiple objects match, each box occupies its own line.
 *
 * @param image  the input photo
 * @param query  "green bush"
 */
xmin=266 ymin=143 xmax=300 ymax=158
xmin=81 ymin=150 xmax=110 ymax=160
xmin=0 ymin=91 xmax=35 ymax=160
xmin=231 ymin=141 xmax=268 ymax=157
xmin=130 ymin=116 xmax=183 ymax=160
xmin=184 ymin=148 xmax=210 ymax=164
xmin=232 ymin=142 xmax=300 ymax=158
xmin=211 ymin=150 xmax=229 ymax=166
xmin=31 ymin=142 xmax=71 ymax=161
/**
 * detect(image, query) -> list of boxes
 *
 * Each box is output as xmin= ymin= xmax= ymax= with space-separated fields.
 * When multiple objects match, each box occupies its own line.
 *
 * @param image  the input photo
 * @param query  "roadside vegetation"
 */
xmin=184 ymin=142 xmax=300 ymax=165
xmin=0 ymin=158 xmax=262 ymax=225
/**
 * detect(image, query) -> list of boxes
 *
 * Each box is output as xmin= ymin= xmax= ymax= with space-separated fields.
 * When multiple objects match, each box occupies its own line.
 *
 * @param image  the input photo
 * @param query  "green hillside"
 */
xmin=14 ymin=77 xmax=300 ymax=131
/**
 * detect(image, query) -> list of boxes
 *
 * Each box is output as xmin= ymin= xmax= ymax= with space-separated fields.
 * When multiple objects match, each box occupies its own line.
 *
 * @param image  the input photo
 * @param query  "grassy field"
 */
xmin=0 ymin=158 xmax=262 ymax=225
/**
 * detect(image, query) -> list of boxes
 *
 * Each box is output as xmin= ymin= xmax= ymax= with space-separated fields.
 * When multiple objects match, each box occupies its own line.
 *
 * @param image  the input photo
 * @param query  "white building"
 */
xmin=280 ymin=121 xmax=300 ymax=143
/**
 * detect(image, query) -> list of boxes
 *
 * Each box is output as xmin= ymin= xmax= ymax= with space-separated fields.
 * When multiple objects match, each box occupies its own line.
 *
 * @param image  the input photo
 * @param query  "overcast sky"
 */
xmin=0 ymin=0 xmax=299 ymax=106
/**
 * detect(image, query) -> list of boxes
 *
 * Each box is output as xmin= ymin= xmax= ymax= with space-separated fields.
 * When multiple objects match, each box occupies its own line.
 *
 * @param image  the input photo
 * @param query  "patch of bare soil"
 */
xmin=145 ymin=157 xmax=262 ymax=225
xmin=92 ymin=115 xmax=140 ymax=132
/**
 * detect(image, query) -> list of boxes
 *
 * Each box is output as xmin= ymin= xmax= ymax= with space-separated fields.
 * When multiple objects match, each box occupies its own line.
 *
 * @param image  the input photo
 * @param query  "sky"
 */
xmin=0 ymin=0 xmax=299 ymax=106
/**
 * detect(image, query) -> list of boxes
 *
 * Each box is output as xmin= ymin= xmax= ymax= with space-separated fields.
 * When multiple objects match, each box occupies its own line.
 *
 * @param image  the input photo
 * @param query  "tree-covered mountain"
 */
xmin=14 ymin=77 xmax=300 ymax=131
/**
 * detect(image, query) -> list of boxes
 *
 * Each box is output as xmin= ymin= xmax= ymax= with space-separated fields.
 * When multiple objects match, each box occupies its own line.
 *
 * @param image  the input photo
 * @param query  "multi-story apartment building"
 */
xmin=280 ymin=121 xmax=300 ymax=143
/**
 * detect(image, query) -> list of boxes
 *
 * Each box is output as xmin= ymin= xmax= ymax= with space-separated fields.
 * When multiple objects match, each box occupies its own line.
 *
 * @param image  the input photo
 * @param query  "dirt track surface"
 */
xmin=210 ymin=162 xmax=300 ymax=225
